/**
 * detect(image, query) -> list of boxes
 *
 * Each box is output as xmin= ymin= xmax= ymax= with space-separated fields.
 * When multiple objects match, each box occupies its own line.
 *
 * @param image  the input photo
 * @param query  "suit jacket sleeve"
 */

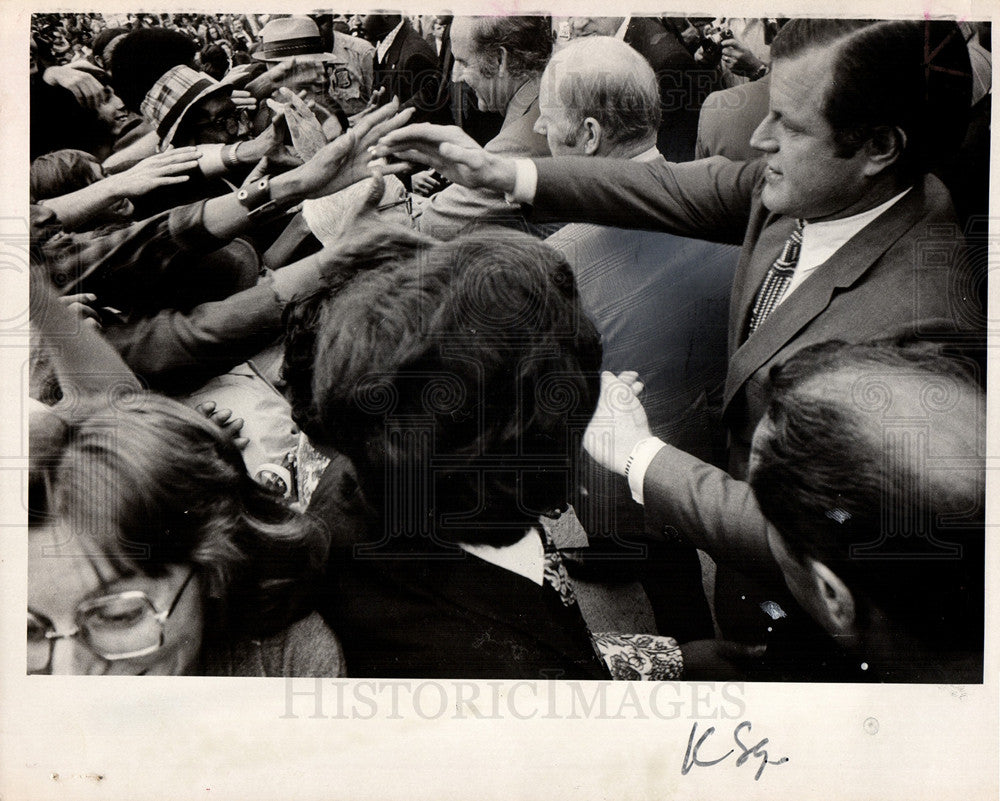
xmin=531 ymin=155 xmax=764 ymax=246
xmin=103 ymin=282 xmax=285 ymax=394
xmin=642 ymin=443 xmax=782 ymax=582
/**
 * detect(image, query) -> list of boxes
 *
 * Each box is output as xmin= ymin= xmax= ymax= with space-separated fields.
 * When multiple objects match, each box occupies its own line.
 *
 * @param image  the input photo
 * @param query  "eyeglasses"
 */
xmin=192 ymin=105 xmax=245 ymax=135
xmin=27 ymin=568 xmax=196 ymax=674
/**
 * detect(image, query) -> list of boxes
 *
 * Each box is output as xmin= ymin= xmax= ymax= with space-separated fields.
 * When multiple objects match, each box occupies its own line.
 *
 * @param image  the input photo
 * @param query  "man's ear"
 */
xmin=862 ymin=125 xmax=906 ymax=177
xmin=581 ymin=117 xmax=602 ymax=155
xmin=497 ymin=46 xmax=509 ymax=75
xmin=808 ymin=559 xmax=857 ymax=635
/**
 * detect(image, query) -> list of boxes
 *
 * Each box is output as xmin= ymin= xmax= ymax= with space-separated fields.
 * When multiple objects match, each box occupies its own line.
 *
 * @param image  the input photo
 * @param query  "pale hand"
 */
xmin=43 ymin=66 xmax=105 ymax=110
xmin=582 ymin=370 xmax=653 ymax=477
xmin=372 ymin=123 xmax=517 ymax=193
xmin=287 ymin=99 xmax=416 ymax=200
xmin=107 ymin=147 xmax=202 ymax=197
xmin=721 ymin=36 xmax=765 ymax=76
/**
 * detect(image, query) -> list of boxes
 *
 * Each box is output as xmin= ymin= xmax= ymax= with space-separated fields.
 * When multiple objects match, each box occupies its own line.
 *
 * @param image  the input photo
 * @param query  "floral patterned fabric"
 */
xmin=590 ymin=632 xmax=684 ymax=681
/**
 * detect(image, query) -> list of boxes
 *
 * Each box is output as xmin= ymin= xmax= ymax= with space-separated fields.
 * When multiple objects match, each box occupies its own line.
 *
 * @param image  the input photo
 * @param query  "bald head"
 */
xmin=536 ymin=36 xmax=660 ymax=157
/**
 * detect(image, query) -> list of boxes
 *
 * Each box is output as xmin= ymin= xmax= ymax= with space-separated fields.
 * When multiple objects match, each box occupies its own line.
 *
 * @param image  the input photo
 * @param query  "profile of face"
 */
xmin=749 ymin=44 xmax=877 ymax=221
xmin=534 ymin=74 xmax=585 ymax=156
xmin=449 ymin=18 xmax=508 ymax=114
xmin=96 ymin=89 xmax=130 ymax=136
xmin=566 ymin=17 xmax=625 ymax=38
xmin=28 ymin=524 xmax=204 ymax=675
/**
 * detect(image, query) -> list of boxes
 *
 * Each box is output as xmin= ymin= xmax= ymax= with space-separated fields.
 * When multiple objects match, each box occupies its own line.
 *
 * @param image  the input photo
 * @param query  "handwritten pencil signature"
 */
xmin=682 ymin=720 xmax=789 ymax=781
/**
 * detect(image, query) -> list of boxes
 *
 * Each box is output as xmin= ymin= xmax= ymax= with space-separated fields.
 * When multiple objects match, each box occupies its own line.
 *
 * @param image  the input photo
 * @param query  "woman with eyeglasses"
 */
xmin=27 ymin=274 xmax=344 ymax=676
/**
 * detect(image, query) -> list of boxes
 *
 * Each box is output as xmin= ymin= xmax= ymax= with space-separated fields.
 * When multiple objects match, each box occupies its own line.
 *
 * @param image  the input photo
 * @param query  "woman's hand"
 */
xmin=195 ymin=400 xmax=249 ymax=450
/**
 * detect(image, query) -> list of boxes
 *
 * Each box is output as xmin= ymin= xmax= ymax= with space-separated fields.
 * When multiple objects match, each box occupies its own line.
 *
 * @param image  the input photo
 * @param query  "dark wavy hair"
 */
xmin=750 ymin=339 xmax=984 ymax=652
xmin=468 ymin=15 xmax=553 ymax=79
xmin=771 ymin=19 xmax=972 ymax=182
xmin=31 ymin=392 xmax=328 ymax=640
xmin=286 ymin=228 xmax=602 ymax=547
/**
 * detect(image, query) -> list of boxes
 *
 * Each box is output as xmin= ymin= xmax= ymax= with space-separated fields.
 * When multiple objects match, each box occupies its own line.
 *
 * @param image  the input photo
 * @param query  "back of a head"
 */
xmin=544 ymin=36 xmax=661 ymax=150
xmin=302 ymin=228 xmax=601 ymax=545
xmin=770 ymin=19 xmax=972 ymax=181
xmin=30 ymin=149 xmax=99 ymax=202
xmin=110 ymin=28 xmax=199 ymax=112
xmin=750 ymin=340 xmax=984 ymax=653
xmin=469 ymin=15 xmax=553 ymax=78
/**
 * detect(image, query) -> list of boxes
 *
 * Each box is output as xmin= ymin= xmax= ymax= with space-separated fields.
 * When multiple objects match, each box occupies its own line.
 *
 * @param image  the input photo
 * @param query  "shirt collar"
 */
xmin=631 ymin=146 xmax=662 ymax=163
xmin=458 ymin=528 xmax=545 ymax=585
xmin=802 ymin=188 xmax=911 ymax=240
xmin=376 ymin=18 xmax=406 ymax=63
xmin=615 ymin=17 xmax=632 ymax=39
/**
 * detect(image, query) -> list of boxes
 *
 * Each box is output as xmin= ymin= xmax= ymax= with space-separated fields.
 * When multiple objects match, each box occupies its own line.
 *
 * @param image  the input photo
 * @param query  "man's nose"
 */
xmin=451 ymin=63 xmax=465 ymax=85
xmin=749 ymin=113 xmax=777 ymax=152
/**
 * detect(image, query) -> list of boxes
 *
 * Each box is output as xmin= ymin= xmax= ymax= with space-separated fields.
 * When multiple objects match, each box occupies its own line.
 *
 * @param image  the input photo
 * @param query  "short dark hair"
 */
xmin=750 ymin=340 xmax=984 ymax=652
xmin=771 ymin=19 xmax=972 ymax=181
xmin=290 ymin=228 xmax=601 ymax=546
xmin=469 ymin=16 xmax=553 ymax=79
xmin=110 ymin=28 xmax=198 ymax=112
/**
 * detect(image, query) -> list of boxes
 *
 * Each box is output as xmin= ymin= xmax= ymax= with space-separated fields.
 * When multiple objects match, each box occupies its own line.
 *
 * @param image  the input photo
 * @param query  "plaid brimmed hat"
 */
xmin=253 ymin=16 xmax=337 ymax=62
xmin=141 ymin=64 xmax=231 ymax=149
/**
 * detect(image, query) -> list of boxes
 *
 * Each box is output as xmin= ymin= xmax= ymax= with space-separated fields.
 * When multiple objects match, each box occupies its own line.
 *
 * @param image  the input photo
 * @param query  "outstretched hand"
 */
xmin=371 ymin=123 xmax=517 ymax=193
xmin=582 ymin=370 xmax=654 ymax=476
xmin=107 ymin=146 xmax=202 ymax=197
xmin=286 ymin=98 xmax=417 ymax=200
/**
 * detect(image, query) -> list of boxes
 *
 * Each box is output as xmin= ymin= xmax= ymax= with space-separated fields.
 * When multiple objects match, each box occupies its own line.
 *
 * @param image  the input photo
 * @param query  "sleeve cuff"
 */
xmin=626 ymin=436 xmax=667 ymax=505
xmin=504 ymin=158 xmax=538 ymax=205
xmin=197 ymin=144 xmax=227 ymax=177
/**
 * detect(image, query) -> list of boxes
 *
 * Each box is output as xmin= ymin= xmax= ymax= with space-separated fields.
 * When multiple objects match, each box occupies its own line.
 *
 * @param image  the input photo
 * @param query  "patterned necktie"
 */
xmin=746 ymin=219 xmax=806 ymax=338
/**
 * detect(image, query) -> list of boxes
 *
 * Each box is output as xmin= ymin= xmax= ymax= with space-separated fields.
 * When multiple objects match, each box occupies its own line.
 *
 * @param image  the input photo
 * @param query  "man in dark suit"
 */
xmin=363 ymin=14 xmax=447 ymax=123
xmin=375 ymin=19 xmax=982 ymax=645
xmin=552 ymin=17 xmax=719 ymax=162
xmin=540 ymin=37 xmax=739 ymax=641
xmin=414 ymin=15 xmax=552 ymax=239
xmin=749 ymin=340 xmax=984 ymax=682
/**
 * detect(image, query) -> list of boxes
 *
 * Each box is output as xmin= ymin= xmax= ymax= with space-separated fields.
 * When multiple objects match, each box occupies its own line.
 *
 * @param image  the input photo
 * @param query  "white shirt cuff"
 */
xmin=197 ymin=143 xmax=226 ymax=177
xmin=504 ymin=158 xmax=538 ymax=205
xmin=626 ymin=436 xmax=667 ymax=505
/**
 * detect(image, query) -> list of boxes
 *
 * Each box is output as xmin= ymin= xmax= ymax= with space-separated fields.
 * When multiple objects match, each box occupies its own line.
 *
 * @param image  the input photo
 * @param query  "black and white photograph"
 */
xmin=2 ymin=5 xmax=996 ymax=799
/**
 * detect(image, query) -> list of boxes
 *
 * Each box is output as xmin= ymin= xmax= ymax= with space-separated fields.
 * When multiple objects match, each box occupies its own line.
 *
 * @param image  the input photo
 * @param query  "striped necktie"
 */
xmin=746 ymin=219 xmax=806 ymax=338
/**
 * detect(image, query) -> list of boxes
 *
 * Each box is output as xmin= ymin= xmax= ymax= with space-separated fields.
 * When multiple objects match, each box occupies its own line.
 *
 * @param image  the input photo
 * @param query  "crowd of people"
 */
xmin=27 ymin=13 xmax=989 ymax=683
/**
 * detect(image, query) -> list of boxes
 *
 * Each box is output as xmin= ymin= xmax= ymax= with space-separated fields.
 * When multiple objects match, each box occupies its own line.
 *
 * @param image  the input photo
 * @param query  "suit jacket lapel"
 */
xmin=723 ymin=182 xmax=929 ymax=412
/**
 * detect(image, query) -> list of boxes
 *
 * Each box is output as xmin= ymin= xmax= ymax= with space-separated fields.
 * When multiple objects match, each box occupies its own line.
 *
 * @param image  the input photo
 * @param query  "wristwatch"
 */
xmin=750 ymin=63 xmax=769 ymax=81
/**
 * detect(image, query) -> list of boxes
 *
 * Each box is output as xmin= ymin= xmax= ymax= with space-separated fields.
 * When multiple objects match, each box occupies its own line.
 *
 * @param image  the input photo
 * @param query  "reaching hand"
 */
xmin=410 ymin=168 xmax=446 ymax=197
xmin=57 ymin=292 xmax=102 ymax=331
xmin=43 ymin=66 xmax=105 ymax=110
xmin=286 ymin=98 xmax=417 ymax=200
xmin=721 ymin=36 xmax=766 ymax=76
xmin=195 ymin=401 xmax=249 ymax=450
xmin=582 ymin=370 xmax=654 ymax=476
xmin=372 ymin=123 xmax=517 ymax=193
xmin=106 ymin=146 xmax=202 ymax=197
